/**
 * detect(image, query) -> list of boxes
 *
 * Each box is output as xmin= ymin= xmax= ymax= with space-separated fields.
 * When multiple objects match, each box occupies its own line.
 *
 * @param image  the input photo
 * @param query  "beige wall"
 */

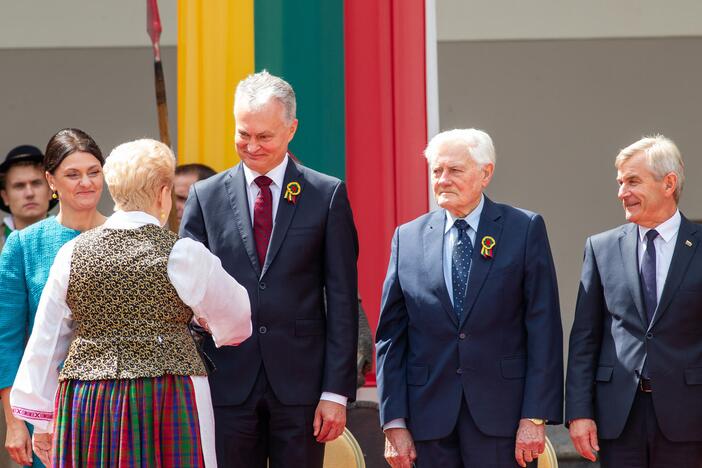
xmin=0 ymin=1 xmax=177 ymax=49
xmin=437 ymin=37 xmax=702 ymax=351
xmin=0 ymin=46 xmax=178 ymax=213
xmin=437 ymin=0 xmax=702 ymax=41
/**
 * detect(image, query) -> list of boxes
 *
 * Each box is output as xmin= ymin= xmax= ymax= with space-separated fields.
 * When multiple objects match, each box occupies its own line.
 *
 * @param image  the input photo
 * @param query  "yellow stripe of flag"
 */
xmin=177 ymin=0 xmax=254 ymax=171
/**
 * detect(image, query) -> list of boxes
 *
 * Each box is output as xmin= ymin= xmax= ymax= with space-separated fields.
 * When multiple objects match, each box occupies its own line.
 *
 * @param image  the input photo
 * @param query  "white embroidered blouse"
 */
xmin=10 ymin=210 xmax=252 ymax=433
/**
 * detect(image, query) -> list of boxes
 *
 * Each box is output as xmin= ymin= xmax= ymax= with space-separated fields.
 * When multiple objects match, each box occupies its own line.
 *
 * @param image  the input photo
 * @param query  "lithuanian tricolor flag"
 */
xmin=178 ymin=0 xmax=437 ymax=336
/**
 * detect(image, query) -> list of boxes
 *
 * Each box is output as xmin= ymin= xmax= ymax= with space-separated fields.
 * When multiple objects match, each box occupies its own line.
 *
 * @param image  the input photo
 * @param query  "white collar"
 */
xmin=3 ymin=215 xmax=15 ymax=231
xmin=444 ymin=194 xmax=485 ymax=234
xmin=638 ymin=210 xmax=681 ymax=244
xmin=242 ymin=155 xmax=289 ymax=189
xmin=104 ymin=210 xmax=161 ymax=229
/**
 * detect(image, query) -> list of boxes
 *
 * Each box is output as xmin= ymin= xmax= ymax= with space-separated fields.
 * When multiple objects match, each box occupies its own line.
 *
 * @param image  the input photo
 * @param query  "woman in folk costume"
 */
xmin=0 ymin=128 xmax=106 ymax=467
xmin=10 ymin=139 xmax=252 ymax=467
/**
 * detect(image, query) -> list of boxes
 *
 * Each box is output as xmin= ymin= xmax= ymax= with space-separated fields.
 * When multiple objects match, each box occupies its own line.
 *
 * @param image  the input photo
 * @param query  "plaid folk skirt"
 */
xmin=52 ymin=375 xmax=206 ymax=467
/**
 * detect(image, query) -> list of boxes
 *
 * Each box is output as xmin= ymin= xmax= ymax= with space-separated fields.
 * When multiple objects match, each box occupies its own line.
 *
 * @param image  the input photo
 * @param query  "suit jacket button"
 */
xmin=456 ymin=368 xmax=463 ymax=375
xmin=459 ymin=333 xmax=466 ymax=340
xmin=259 ymin=281 xmax=267 ymax=290
xmin=646 ymin=332 xmax=653 ymax=339
xmin=259 ymin=326 xmax=268 ymax=334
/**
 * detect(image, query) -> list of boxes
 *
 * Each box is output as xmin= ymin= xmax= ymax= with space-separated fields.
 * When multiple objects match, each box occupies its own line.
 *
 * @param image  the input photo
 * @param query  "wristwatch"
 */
xmin=527 ymin=418 xmax=546 ymax=425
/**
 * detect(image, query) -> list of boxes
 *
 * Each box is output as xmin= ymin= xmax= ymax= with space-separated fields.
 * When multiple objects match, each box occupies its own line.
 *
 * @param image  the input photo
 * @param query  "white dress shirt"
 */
xmin=10 ymin=210 xmax=252 ymax=443
xmin=242 ymin=155 xmax=289 ymax=226
xmin=638 ymin=210 xmax=681 ymax=309
xmin=241 ymin=158 xmax=348 ymax=408
xmin=384 ymin=195 xmax=485 ymax=432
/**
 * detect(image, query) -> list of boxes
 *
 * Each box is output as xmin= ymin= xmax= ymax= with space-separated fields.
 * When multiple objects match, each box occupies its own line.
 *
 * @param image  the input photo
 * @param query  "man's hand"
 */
xmin=5 ymin=414 xmax=32 ymax=466
xmin=32 ymin=432 xmax=52 ymax=467
xmin=313 ymin=400 xmax=346 ymax=443
xmin=569 ymin=418 xmax=599 ymax=462
xmin=384 ymin=428 xmax=416 ymax=468
xmin=515 ymin=418 xmax=545 ymax=467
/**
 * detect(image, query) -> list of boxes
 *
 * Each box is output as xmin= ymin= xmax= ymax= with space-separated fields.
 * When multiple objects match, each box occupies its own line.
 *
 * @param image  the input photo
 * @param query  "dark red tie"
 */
xmin=253 ymin=176 xmax=273 ymax=266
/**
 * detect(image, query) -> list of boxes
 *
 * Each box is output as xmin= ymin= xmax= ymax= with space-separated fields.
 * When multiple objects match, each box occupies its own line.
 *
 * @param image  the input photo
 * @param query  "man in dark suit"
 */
xmin=376 ymin=129 xmax=563 ymax=468
xmin=566 ymin=135 xmax=702 ymax=467
xmin=180 ymin=71 xmax=359 ymax=467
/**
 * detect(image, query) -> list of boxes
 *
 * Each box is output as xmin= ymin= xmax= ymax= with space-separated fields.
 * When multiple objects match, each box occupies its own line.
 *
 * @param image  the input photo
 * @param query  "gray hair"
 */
xmin=234 ymin=70 xmax=296 ymax=123
xmin=615 ymin=135 xmax=685 ymax=202
xmin=424 ymin=128 xmax=496 ymax=167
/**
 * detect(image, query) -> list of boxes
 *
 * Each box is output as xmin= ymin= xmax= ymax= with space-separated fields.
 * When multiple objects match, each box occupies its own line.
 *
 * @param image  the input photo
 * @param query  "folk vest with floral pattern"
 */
xmin=60 ymin=224 xmax=207 ymax=381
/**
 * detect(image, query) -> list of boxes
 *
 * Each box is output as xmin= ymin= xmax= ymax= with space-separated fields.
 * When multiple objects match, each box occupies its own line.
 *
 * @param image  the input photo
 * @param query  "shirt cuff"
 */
xmin=383 ymin=418 xmax=407 ymax=431
xmin=320 ymin=392 xmax=347 ymax=407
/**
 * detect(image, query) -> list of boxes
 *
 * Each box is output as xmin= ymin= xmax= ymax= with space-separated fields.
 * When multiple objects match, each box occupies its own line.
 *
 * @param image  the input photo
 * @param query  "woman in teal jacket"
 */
xmin=0 ymin=128 xmax=105 ymax=467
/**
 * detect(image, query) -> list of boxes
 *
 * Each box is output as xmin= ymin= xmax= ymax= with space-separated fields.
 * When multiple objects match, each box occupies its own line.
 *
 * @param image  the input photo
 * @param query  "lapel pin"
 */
xmin=480 ymin=236 xmax=496 ymax=259
xmin=685 ymin=240 xmax=693 ymax=247
xmin=283 ymin=181 xmax=301 ymax=204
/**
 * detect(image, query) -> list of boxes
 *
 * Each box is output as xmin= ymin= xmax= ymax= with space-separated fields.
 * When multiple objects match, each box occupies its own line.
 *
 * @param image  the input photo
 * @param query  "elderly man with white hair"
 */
xmin=376 ymin=128 xmax=563 ymax=467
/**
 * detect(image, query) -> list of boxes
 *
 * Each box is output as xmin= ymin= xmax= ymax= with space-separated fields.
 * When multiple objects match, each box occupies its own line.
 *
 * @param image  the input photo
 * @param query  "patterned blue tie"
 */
xmin=452 ymin=219 xmax=473 ymax=321
xmin=641 ymin=229 xmax=659 ymax=324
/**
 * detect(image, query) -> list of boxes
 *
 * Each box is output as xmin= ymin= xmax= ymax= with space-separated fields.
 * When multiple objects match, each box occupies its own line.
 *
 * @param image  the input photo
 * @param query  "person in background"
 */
xmin=0 ymin=145 xmax=54 ymax=251
xmin=174 ymin=163 xmax=216 ymax=222
xmin=356 ymin=297 xmax=373 ymax=388
xmin=0 ymin=128 xmax=106 ymax=467
xmin=10 ymin=138 xmax=251 ymax=467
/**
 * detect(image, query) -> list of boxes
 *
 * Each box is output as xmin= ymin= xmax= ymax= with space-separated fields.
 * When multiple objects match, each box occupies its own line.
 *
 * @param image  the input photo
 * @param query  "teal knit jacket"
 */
xmin=0 ymin=217 xmax=79 ymax=390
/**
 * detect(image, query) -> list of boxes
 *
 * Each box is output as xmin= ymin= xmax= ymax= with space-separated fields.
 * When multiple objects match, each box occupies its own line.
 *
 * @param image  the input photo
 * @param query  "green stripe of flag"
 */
xmin=254 ymin=0 xmax=346 ymax=179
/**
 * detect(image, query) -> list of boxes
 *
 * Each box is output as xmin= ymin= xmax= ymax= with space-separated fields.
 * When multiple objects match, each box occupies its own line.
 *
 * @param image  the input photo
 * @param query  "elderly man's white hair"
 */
xmin=424 ymin=128 xmax=496 ymax=167
xmin=234 ymin=70 xmax=297 ymax=123
xmin=615 ymin=134 xmax=685 ymax=203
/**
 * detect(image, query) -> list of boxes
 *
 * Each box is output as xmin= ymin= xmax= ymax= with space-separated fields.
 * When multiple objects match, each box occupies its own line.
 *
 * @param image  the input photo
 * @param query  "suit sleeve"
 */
xmin=521 ymin=214 xmax=564 ymax=424
xmin=168 ymin=238 xmax=252 ymax=347
xmin=375 ymin=228 xmax=409 ymax=426
xmin=322 ymin=182 xmax=359 ymax=401
xmin=565 ymin=237 xmax=605 ymax=423
xmin=179 ymin=184 xmax=209 ymax=247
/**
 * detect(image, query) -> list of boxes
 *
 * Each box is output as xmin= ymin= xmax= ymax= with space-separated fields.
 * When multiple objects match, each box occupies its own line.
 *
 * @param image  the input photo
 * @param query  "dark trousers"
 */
xmin=213 ymin=367 xmax=325 ymax=468
xmin=600 ymin=391 xmax=702 ymax=468
xmin=415 ymin=398 xmax=528 ymax=468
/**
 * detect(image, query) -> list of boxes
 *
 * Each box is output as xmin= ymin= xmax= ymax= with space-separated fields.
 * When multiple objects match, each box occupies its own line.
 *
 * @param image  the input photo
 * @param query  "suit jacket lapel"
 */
xmin=225 ymin=164 xmax=261 ymax=275
xmin=261 ymin=161 xmax=304 ymax=278
xmin=460 ymin=197 xmax=502 ymax=327
xmin=423 ymin=210 xmax=457 ymax=327
xmin=619 ymin=224 xmax=648 ymax=327
xmin=651 ymin=216 xmax=699 ymax=328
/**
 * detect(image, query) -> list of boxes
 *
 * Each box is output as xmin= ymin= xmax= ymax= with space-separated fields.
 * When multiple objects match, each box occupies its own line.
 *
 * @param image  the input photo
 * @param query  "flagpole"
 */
xmin=147 ymin=0 xmax=179 ymax=233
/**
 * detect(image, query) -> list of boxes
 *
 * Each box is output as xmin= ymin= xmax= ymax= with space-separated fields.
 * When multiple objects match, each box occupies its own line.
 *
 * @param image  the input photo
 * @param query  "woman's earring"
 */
xmin=52 ymin=191 xmax=58 ymax=200
xmin=160 ymin=212 xmax=167 ymax=221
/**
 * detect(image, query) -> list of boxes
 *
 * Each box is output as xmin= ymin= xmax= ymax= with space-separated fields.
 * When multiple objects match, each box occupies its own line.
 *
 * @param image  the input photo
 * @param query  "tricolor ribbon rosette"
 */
xmin=480 ymin=236 xmax=496 ymax=259
xmin=284 ymin=181 xmax=301 ymax=204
